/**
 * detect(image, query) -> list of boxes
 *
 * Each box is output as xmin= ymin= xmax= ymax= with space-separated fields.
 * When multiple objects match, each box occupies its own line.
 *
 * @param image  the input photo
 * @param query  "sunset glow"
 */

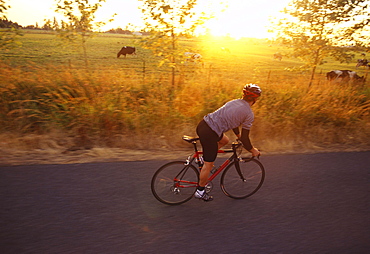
xmin=198 ymin=0 xmax=291 ymax=39
xmin=6 ymin=0 xmax=292 ymax=39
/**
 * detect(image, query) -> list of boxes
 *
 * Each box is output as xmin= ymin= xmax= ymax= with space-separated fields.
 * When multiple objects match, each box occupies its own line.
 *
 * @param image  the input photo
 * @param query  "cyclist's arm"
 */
xmin=232 ymin=127 xmax=240 ymax=137
xmin=240 ymin=128 xmax=260 ymax=156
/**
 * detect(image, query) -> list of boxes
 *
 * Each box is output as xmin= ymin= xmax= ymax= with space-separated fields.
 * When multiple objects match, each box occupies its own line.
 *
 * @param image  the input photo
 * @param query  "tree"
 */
xmin=270 ymin=0 xmax=370 ymax=87
xmin=0 ymin=0 xmax=8 ymax=19
xmin=53 ymin=17 xmax=60 ymax=30
xmin=0 ymin=0 xmax=22 ymax=49
xmin=55 ymin=0 xmax=115 ymax=68
xmin=42 ymin=19 xmax=53 ymax=30
xmin=138 ymin=0 xmax=211 ymax=88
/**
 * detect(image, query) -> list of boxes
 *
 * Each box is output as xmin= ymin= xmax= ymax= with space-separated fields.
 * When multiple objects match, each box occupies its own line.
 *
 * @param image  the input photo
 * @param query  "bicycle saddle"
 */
xmin=182 ymin=135 xmax=199 ymax=143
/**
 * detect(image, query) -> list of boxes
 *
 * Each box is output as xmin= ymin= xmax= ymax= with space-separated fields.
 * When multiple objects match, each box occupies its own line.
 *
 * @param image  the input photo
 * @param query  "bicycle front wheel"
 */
xmin=151 ymin=161 xmax=199 ymax=205
xmin=221 ymin=158 xmax=265 ymax=199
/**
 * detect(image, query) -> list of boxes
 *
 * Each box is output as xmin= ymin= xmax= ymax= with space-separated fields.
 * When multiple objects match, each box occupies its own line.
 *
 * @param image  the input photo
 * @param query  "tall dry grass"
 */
xmin=1 ymin=61 xmax=369 ymax=153
xmin=254 ymin=78 xmax=370 ymax=152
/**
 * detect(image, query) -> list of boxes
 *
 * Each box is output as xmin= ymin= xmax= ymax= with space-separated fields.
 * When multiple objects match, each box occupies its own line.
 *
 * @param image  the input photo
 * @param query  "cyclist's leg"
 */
xmin=196 ymin=120 xmax=221 ymax=201
xmin=199 ymin=161 xmax=213 ymax=186
xmin=218 ymin=134 xmax=229 ymax=149
xmin=196 ymin=120 xmax=219 ymax=187
xmin=195 ymin=160 xmax=214 ymax=201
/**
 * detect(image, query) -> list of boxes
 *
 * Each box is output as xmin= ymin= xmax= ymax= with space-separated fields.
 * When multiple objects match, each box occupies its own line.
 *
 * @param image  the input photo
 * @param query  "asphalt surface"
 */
xmin=0 ymin=151 xmax=369 ymax=254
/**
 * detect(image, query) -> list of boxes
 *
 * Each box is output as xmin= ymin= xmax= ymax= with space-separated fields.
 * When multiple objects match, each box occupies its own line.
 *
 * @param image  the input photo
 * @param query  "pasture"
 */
xmin=0 ymin=30 xmax=369 ymax=154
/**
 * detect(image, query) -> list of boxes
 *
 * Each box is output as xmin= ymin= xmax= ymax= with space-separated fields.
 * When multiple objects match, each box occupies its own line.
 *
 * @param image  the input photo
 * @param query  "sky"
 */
xmin=5 ymin=0 xmax=292 ymax=39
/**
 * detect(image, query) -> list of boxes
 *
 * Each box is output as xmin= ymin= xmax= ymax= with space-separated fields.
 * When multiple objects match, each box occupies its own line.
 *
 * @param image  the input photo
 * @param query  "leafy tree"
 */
xmin=42 ymin=19 xmax=53 ymax=30
xmin=138 ymin=0 xmax=211 ymax=88
xmin=0 ymin=19 xmax=21 ymax=28
xmin=55 ymin=0 xmax=115 ymax=68
xmin=0 ymin=0 xmax=22 ymax=49
xmin=0 ymin=0 xmax=8 ymax=19
xmin=105 ymin=27 xmax=132 ymax=34
xmin=270 ymin=0 xmax=370 ymax=87
xmin=53 ymin=17 xmax=60 ymax=30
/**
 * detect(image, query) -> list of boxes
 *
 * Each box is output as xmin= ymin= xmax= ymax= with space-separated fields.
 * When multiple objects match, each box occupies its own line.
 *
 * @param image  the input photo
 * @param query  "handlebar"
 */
xmin=232 ymin=140 xmax=261 ymax=160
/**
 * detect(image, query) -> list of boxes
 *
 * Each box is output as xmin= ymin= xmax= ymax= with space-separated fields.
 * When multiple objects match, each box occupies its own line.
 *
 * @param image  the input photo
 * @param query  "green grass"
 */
xmin=0 ymin=30 xmax=369 ymax=152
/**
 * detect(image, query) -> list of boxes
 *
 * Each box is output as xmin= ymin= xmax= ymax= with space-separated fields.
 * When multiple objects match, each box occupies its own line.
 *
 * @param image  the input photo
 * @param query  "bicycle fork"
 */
xmin=234 ymin=158 xmax=247 ymax=182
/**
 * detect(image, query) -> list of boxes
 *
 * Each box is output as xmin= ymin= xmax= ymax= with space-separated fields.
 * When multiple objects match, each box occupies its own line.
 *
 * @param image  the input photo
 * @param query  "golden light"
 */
xmin=6 ymin=0 xmax=292 ymax=39
xmin=198 ymin=0 xmax=291 ymax=39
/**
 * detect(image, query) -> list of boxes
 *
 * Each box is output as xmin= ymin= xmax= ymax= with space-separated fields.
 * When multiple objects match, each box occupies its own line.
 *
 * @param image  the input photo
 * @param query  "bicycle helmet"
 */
xmin=243 ymin=84 xmax=262 ymax=99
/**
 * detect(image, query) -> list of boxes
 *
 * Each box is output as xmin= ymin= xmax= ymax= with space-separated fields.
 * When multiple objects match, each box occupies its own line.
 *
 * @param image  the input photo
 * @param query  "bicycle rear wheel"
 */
xmin=221 ymin=158 xmax=265 ymax=199
xmin=151 ymin=161 xmax=199 ymax=205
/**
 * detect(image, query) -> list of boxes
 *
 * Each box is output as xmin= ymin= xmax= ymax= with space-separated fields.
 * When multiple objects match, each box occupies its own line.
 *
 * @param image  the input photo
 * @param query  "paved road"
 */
xmin=0 ymin=151 xmax=369 ymax=254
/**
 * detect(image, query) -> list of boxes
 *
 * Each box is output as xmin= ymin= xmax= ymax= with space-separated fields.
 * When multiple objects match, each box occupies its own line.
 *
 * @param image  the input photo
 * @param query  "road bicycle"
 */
xmin=151 ymin=135 xmax=265 ymax=205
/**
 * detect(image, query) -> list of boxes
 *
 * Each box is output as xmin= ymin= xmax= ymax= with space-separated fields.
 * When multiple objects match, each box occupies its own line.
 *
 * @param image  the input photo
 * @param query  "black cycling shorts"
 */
xmin=196 ymin=119 xmax=223 ymax=162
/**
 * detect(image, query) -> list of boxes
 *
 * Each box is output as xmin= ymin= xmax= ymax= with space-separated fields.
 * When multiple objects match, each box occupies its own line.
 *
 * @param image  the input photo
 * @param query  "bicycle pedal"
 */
xmin=202 ymin=197 xmax=213 ymax=202
xmin=199 ymin=195 xmax=213 ymax=202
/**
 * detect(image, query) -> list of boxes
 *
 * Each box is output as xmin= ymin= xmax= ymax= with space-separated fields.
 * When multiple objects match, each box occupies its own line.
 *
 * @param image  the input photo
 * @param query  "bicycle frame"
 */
xmin=151 ymin=135 xmax=265 ymax=205
xmin=180 ymin=136 xmax=244 ymax=186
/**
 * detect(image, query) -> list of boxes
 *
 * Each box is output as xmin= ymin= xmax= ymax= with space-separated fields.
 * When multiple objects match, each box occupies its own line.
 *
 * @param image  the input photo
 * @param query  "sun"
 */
xmin=199 ymin=0 xmax=290 ymax=39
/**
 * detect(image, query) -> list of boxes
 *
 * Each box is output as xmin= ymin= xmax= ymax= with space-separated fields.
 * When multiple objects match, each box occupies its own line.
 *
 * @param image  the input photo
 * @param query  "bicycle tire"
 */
xmin=151 ymin=161 xmax=199 ymax=205
xmin=220 ymin=158 xmax=265 ymax=199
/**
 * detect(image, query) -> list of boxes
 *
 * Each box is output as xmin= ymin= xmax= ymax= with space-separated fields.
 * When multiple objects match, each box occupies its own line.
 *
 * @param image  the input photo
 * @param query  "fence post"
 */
xmin=142 ymin=60 xmax=146 ymax=85
xmin=266 ymin=70 xmax=271 ymax=85
xmin=208 ymin=64 xmax=212 ymax=86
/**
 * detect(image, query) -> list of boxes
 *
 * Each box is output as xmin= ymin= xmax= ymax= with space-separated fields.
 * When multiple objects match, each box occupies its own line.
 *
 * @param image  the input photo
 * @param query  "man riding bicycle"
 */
xmin=195 ymin=84 xmax=262 ymax=201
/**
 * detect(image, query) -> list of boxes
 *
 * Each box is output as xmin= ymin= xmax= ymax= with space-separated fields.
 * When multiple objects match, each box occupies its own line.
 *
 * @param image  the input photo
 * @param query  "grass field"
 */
xmin=1 ymin=30 xmax=369 ymax=155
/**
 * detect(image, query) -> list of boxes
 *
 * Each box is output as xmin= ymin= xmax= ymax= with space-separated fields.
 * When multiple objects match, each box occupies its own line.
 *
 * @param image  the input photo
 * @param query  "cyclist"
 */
xmin=195 ymin=84 xmax=262 ymax=201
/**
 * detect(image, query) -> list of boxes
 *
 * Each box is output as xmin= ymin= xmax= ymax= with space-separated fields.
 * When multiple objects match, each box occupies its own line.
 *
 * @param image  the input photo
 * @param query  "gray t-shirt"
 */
xmin=203 ymin=99 xmax=254 ymax=137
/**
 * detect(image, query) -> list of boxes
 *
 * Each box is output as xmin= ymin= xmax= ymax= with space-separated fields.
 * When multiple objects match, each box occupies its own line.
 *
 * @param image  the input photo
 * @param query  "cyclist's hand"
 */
xmin=249 ymin=147 xmax=260 ymax=157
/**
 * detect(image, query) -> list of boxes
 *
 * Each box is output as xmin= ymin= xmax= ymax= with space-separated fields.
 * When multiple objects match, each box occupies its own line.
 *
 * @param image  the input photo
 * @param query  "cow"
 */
xmin=326 ymin=70 xmax=365 ymax=83
xmin=117 ymin=46 xmax=136 ymax=58
xmin=221 ymin=47 xmax=231 ymax=53
xmin=273 ymin=52 xmax=283 ymax=61
xmin=184 ymin=52 xmax=203 ymax=67
xmin=356 ymin=59 xmax=369 ymax=68
xmin=184 ymin=52 xmax=202 ymax=62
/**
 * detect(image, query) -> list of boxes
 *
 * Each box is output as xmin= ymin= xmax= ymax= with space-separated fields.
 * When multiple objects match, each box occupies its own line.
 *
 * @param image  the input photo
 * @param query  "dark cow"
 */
xmin=184 ymin=52 xmax=204 ymax=67
xmin=117 ymin=46 xmax=136 ymax=58
xmin=326 ymin=70 xmax=365 ymax=83
xmin=184 ymin=52 xmax=202 ymax=62
xmin=356 ymin=59 xmax=369 ymax=68
xmin=273 ymin=52 xmax=283 ymax=61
